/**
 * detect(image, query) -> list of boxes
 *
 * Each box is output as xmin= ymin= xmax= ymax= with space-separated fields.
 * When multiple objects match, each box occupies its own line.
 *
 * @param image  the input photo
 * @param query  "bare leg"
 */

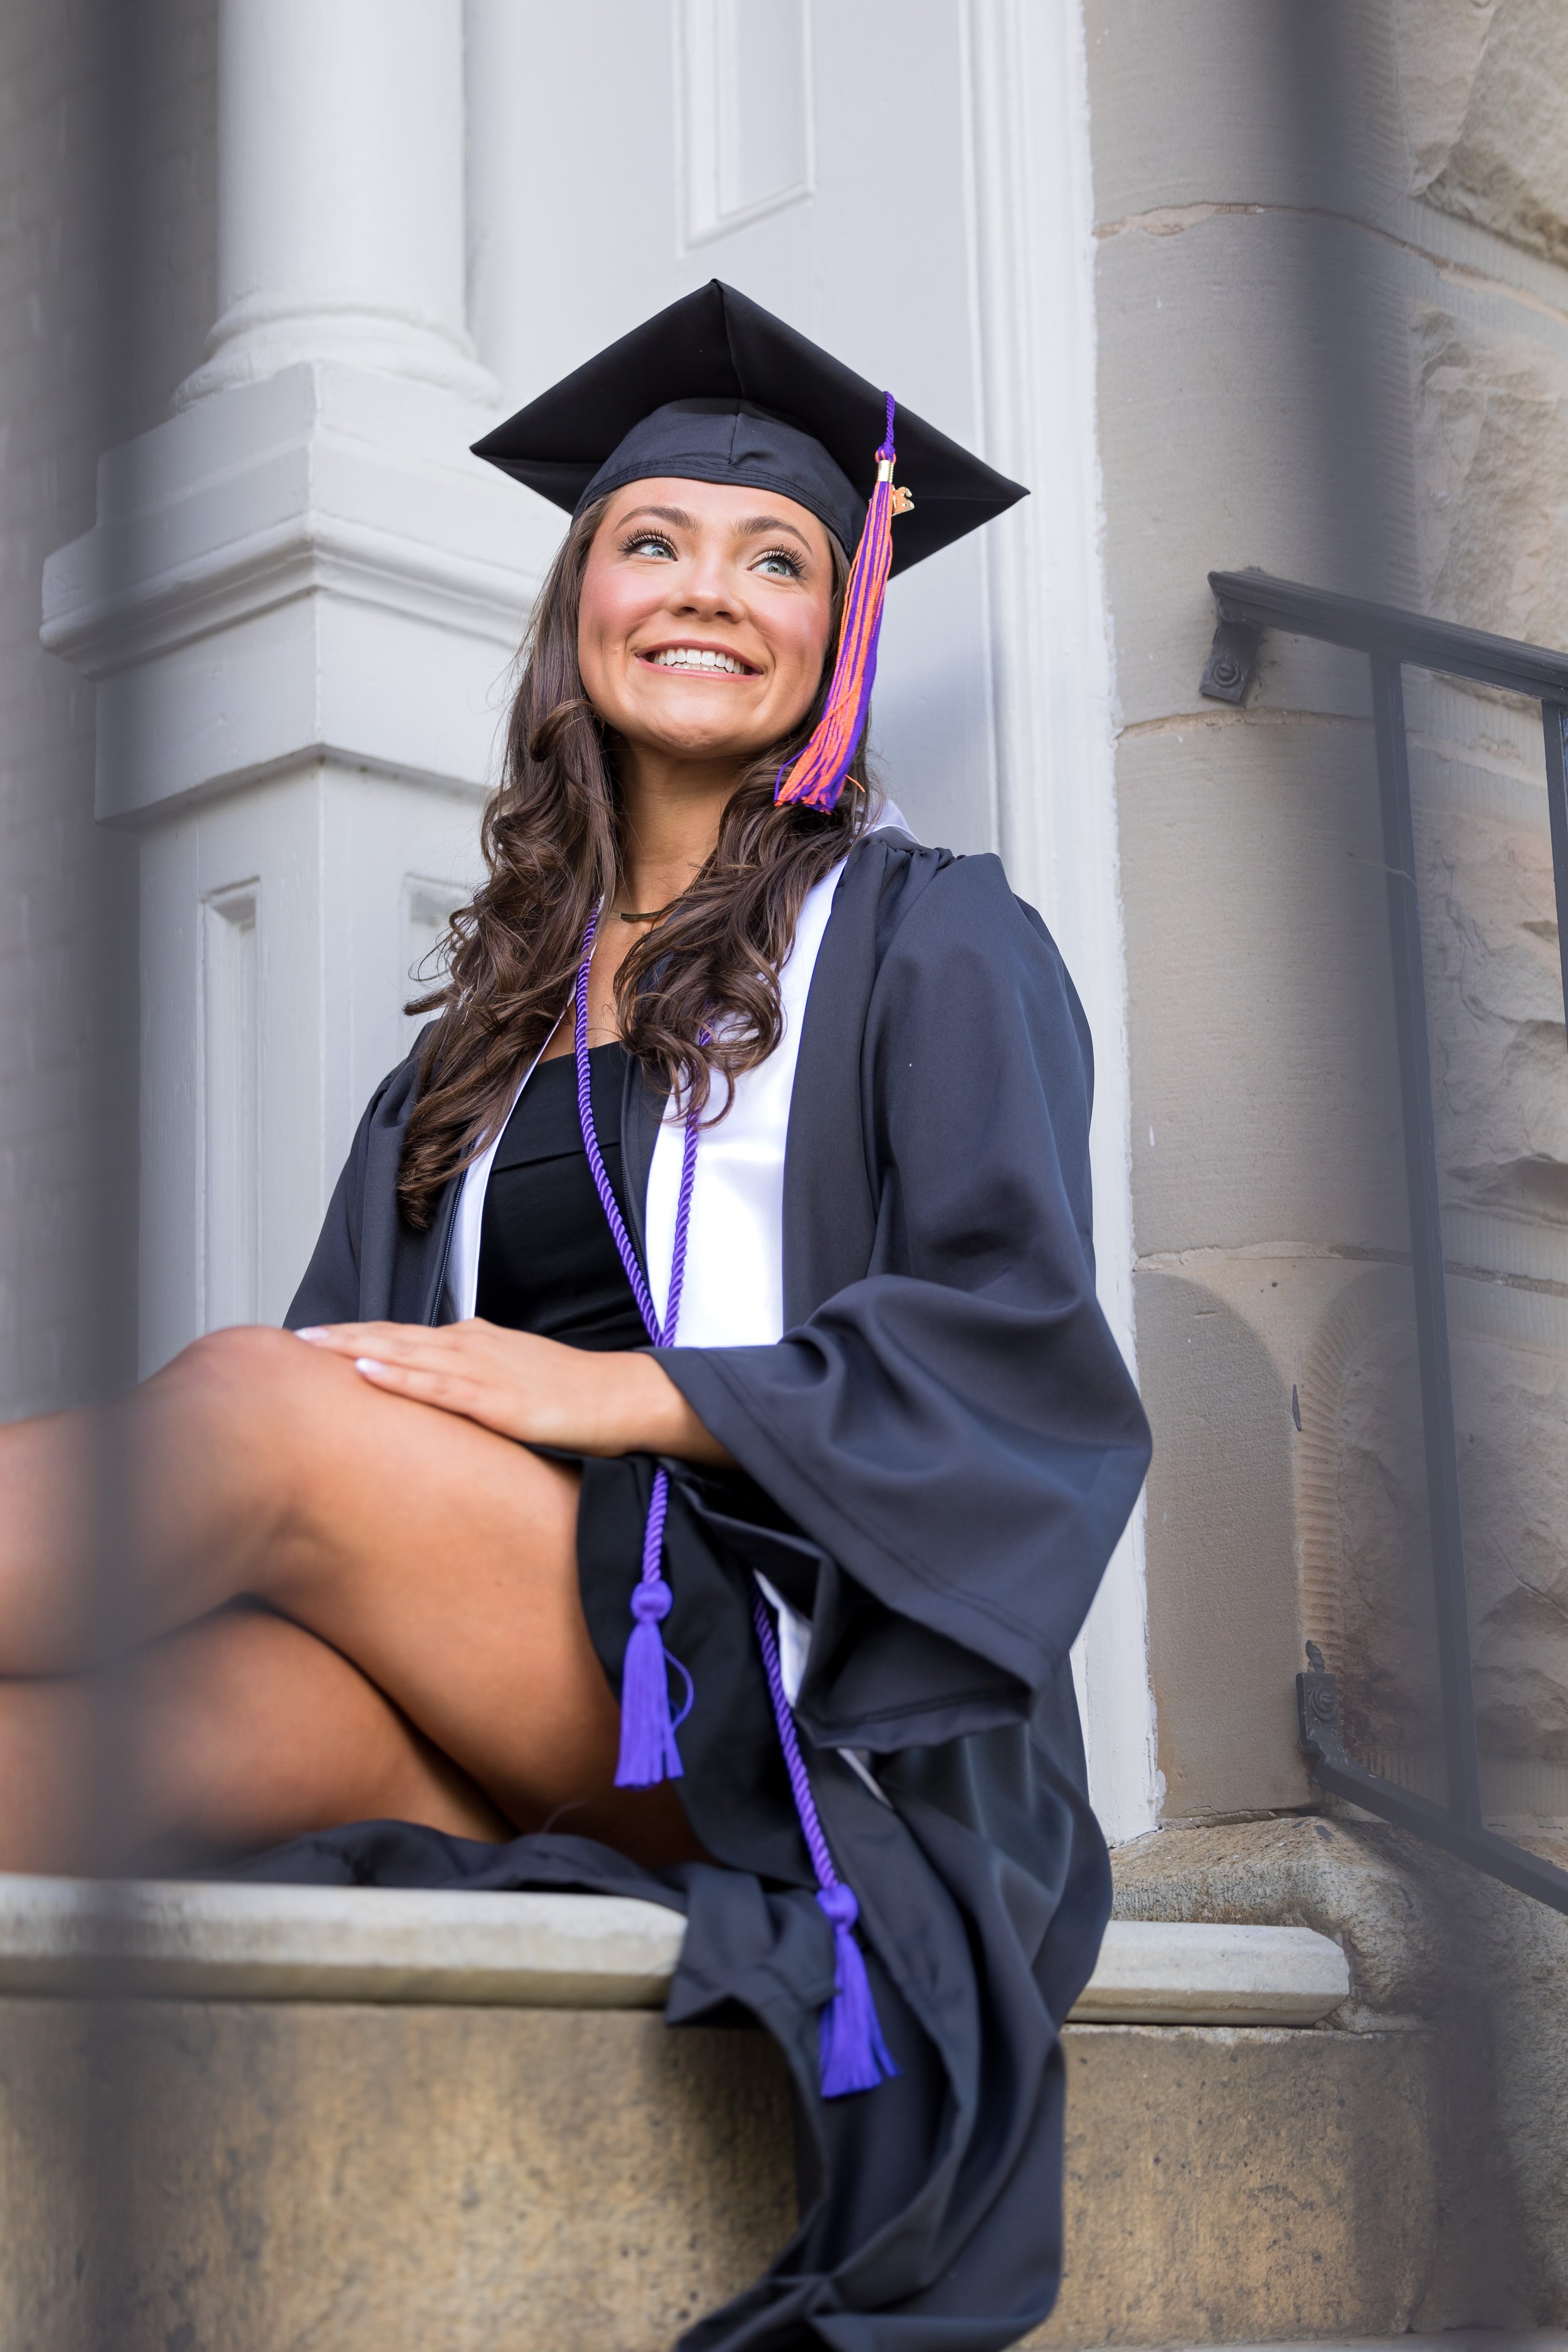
xmin=0 ymin=1603 xmax=511 ymax=1877
xmin=0 ymin=1327 xmax=700 ymax=1868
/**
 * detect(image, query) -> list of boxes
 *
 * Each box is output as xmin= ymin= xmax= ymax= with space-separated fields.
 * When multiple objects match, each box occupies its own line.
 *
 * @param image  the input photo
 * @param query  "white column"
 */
xmin=180 ymin=0 xmax=491 ymax=404
xmin=43 ymin=0 xmax=556 ymax=1373
xmin=962 ymin=0 xmax=1160 ymax=1844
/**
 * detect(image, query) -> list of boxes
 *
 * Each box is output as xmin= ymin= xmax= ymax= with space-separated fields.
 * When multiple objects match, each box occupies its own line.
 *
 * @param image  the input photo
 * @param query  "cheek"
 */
xmin=774 ymin=598 xmax=834 ymax=699
xmin=578 ymin=551 xmax=684 ymax=675
xmin=576 ymin=564 xmax=638 ymax=673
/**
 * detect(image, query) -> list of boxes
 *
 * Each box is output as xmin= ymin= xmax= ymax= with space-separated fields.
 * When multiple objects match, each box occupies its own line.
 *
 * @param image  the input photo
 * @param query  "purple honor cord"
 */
xmin=751 ymin=1594 xmax=899 ymax=2095
xmin=574 ymin=908 xmax=896 ymax=2095
xmin=575 ymin=906 xmax=697 ymax=1785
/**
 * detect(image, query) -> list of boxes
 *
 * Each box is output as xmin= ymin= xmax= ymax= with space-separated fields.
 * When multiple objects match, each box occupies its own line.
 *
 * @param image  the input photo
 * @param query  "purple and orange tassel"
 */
xmin=774 ymin=393 xmax=910 ymax=816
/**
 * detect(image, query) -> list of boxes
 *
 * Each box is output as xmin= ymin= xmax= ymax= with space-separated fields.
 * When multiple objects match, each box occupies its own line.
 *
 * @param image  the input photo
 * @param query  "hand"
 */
xmin=294 ymin=1319 xmax=733 ymax=1465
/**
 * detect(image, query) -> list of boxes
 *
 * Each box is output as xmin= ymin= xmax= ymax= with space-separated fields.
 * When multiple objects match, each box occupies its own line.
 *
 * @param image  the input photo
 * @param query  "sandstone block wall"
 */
xmin=1396 ymin=0 xmax=1568 ymax=273
xmin=1086 ymin=2 xmax=1568 ymax=2309
xmin=1088 ymin=0 xmax=1568 ymax=1825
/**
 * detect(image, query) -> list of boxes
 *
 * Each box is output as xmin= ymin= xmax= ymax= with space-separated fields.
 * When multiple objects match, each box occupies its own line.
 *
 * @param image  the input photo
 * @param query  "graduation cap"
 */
xmin=472 ymin=280 xmax=1026 ymax=815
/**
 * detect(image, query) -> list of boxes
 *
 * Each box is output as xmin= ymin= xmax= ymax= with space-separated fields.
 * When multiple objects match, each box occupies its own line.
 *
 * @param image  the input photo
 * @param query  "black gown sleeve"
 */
xmin=283 ymin=1030 xmax=436 ymax=1328
xmin=657 ymin=852 xmax=1152 ymax=1753
xmin=285 ymin=1096 xmax=381 ymax=1327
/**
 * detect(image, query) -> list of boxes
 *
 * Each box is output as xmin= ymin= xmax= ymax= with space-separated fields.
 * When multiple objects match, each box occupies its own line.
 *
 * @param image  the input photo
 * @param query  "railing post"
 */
xmin=1367 ymin=655 xmax=1483 ymax=1830
xmin=1541 ymin=702 xmax=1568 ymax=1037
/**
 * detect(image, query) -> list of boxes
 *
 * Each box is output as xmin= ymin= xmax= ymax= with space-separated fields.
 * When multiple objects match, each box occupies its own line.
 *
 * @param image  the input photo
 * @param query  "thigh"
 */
xmin=223 ymin=1334 xmax=701 ymax=1865
xmin=0 ymin=1604 xmax=509 ymax=1878
xmin=6 ymin=1328 xmax=700 ymax=1868
xmin=129 ymin=1601 xmax=515 ymax=1870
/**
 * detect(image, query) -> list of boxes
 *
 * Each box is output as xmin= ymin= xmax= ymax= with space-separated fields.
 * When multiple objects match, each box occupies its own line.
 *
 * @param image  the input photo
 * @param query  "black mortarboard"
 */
xmin=474 ymin=282 xmax=1026 ymax=815
xmin=471 ymin=280 xmax=1025 ymax=578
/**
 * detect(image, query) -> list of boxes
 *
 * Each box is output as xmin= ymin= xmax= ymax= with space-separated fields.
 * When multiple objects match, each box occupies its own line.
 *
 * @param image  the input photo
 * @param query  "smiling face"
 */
xmin=576 ymin=476 xmax=838 ymax=768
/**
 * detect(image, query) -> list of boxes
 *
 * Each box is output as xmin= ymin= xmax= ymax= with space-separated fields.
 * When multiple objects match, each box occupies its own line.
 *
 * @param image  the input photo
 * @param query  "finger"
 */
xmin=301 ymin=1324 xmax=467 ymax=1372
xmin=300 ymin=1318 xmax=553 ymax=1374
xmin=296 ymin=1322 xmax=426 ymax=1352
xmin=295 ymin=1324 xmax=401 ymax=1362
xmin=351 ymin=1357 xmax=522 ymax=1438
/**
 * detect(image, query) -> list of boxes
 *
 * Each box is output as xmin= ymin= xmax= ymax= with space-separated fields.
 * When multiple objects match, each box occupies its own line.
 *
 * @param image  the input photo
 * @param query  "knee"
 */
xmin=166 ymin=1327 xmax=362 ymax=1534
xmin=169 ymin=1325 xmax=348 ymax=1432
xmin=178 ymin=1323 xmax=312 ymax=1390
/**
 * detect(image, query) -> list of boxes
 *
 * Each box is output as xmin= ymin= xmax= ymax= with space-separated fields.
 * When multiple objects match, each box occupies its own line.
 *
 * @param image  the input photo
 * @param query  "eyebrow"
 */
xmin=616 ymin=502 xmax=816 ymax=553
xmin=734 ymin=512 xmax=814 ymax=550
xmin=617 ymin=504 xmax=698 ymax=532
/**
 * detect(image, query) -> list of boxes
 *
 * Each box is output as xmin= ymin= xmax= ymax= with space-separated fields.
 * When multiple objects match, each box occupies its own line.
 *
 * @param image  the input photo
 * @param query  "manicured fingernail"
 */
xmin=295 ymin=1327 xmax=327 ymax=1342
xmin=354 ymin=1357 xmax=387 ymax=1377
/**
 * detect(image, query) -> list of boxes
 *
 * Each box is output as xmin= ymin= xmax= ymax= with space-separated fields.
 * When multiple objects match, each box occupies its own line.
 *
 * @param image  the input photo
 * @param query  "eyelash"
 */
xmin=618 ymin=531 xmax=805 ymax=581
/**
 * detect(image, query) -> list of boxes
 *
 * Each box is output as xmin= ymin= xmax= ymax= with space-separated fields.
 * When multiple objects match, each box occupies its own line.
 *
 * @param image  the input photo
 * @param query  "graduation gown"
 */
xmin=263 ymin=829 xmax=1152 ymax=2352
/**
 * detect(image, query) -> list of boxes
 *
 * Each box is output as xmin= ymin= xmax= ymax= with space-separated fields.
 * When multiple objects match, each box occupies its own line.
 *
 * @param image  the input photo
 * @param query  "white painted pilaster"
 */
xmin=961 ymin=0 xmax=1160 ymax=1841
xmin=42 ymin=0 xmax=551 ymax=1372
xmin=180 ymin=0 xmax=493 ymax=406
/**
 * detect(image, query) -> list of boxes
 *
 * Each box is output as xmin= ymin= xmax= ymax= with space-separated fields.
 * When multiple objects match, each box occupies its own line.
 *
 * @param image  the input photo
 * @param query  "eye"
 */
xmin=622 ymin=530 xmax=677 ymax=561
xmin=754 ymin=546 xmax=805 ymax=581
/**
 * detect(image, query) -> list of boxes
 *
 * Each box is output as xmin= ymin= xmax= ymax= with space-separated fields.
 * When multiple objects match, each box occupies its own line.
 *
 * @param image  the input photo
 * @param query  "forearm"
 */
xmin=296 ymin=1318 xmax=736 ymax=1465
xmin=578 ymin=1351 xmax=736 ymax=1466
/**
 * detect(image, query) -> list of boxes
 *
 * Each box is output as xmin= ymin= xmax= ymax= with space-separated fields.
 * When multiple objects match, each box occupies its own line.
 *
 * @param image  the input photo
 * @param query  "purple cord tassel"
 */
xmin=817 ymin=1883 xmax=899 ymax=2097
xmin=753 ymin=1591 xmax=898 ymax=2099
xmin=574 ymin=909 xmax=701 ymax=1788
xmin=613 ymin=1466 xmax=686 ymax=1786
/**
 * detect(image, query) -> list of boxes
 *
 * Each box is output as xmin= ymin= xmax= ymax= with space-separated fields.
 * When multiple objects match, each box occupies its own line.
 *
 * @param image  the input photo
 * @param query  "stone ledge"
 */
xmin=0 ymin=1875 xmax=1348 ymax=2023
xmin=1072 ymin=1917 xmax=1347 ymax=2023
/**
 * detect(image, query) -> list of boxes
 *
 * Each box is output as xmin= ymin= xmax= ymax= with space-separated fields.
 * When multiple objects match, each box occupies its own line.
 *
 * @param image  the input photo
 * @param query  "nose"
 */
xmin=672 ymin=537 xmax=744 ymax=622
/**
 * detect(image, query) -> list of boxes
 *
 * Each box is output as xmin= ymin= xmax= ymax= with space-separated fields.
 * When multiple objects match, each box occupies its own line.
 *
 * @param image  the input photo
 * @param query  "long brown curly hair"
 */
xmin=397 ymin=493 xmax=873 ymax=1228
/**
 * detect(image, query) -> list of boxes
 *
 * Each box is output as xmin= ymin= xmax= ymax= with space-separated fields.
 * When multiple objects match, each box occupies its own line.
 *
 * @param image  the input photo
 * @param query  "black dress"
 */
xmin=470 ymin=1042 xmax=833 ymax=1872
xmin=253 ymin=831 xmax=1152 ymax=2352
xmin=472 ymin=1042 xmax=647 ymax=1351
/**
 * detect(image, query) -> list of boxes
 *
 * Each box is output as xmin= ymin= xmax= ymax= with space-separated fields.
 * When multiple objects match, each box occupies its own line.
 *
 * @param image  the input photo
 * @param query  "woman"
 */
xmin=0 ymin=285 xmax=1150 ymax=2349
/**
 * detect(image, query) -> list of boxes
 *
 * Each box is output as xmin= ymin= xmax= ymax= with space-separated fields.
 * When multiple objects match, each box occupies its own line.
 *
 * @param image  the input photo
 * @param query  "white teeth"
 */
xmin=649 ymin=647 xmax=747 ymax=674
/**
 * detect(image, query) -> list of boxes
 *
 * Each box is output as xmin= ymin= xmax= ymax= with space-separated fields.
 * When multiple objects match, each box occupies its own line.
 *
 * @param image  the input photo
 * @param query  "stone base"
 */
xmin=1037 ymin=2025 xmax=1434 ymax=2348
xmin=0 ymin=2001 xmax=793 ymax=2352
xmin=1111 ymin=1816 xmax=1568 ymax=2320
xmin=0 ymin=1998 xmax=1443 ymax=2352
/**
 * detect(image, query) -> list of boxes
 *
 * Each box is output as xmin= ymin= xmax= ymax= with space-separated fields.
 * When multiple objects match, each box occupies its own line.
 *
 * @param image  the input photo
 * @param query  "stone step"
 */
xmin=0 ymin=1872 xmax=1350 ymax=2023
xmin=1 ymin=1875 xmax=1440 ymax=2352
xmin=1160 ymin=2341 xmax=1568 ymax=2352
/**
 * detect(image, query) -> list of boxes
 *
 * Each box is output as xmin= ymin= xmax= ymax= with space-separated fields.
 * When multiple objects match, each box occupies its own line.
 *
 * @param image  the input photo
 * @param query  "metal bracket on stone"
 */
xmin=1199 ymin=615 xmax=1261 ymax=704
xmin=1295 ymin=1643 xmax=1568 ymax=1917
xmin=1296 ymin=1641 xmax=1345 ymax=1762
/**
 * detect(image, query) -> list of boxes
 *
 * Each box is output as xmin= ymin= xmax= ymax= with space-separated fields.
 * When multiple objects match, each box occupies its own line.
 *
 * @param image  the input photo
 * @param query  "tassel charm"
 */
xmin=775 ymin=393 xmax=904 ymax=815
xmin=751 ymin=1588 xmax=899 ymax=2099
xmin=815 ymin=1882 xmax=899 ymax=2097
xmin=614 ymin=1465 xmax=690 ymax=1788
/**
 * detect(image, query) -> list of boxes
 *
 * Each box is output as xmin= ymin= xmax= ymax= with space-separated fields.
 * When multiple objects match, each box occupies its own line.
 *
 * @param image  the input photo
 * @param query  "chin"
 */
xmin=664 ymin=728 xmax=762 ymax=763
xmin=634 ymin=699 xmax=770 ymax=761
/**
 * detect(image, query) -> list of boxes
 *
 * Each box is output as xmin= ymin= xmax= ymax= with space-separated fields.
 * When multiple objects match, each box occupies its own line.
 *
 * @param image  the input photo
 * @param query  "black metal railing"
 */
xmin=1200 ymin=567 xmax=1568 ymax=1917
